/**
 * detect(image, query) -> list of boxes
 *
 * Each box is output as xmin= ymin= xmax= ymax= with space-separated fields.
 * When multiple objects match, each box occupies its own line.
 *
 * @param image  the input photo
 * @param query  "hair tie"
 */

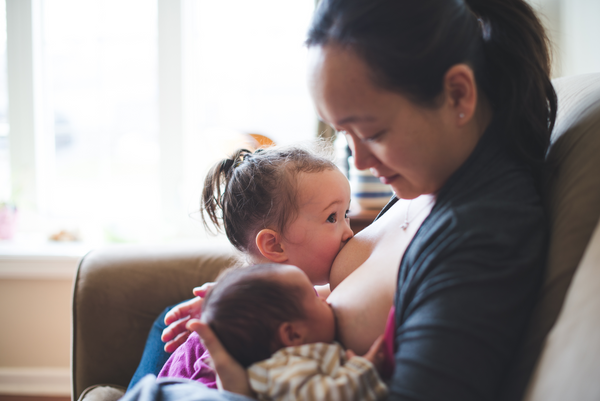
xmin=478 ymin=18 xmax=491 ymax=41
xmin=220 ymin=158 xmax=235 ymax=174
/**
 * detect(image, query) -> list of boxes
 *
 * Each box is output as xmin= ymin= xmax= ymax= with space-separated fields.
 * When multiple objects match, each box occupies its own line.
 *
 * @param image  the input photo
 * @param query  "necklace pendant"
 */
xmin=400 ymin=221 xmax=409 ymax=230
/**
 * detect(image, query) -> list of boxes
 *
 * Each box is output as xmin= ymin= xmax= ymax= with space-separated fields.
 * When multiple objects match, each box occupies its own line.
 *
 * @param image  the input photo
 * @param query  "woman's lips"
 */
xmin=370 ymin=168 xmax=399 ymax=185
xmin=378 ymin=175 xmax=398 ymax=185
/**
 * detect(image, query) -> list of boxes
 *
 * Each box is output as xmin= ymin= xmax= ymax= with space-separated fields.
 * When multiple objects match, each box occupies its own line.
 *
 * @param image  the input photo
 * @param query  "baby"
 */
xmin=199 ymin=263 xmax=388 ymax=401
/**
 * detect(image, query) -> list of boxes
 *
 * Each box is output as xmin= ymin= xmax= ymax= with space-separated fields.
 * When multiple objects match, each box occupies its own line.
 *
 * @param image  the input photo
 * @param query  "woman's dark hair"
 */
xmin=201 ymin=264 xmax=306 ymax=368
xmin=202 ymin=145 xmax=337 ymax=256
xmin=306 ymin=0 xmax=557 ymax=185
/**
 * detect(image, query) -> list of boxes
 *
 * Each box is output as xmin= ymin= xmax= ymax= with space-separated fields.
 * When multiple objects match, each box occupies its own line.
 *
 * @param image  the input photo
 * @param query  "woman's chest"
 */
xmin=327 ymin=195 xmax=434 ymax=353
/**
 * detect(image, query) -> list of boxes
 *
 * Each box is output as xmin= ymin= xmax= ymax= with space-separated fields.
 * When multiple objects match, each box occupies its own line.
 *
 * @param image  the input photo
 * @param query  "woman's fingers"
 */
xmin=192 ymin=282 xmax=215 ymax=297
xmin=188 ymin=319 xmax=255 ymax=398
xmin=164 ymin=296 xmax=203 ymax=326
xmin=163 ymin=330 xmax=191 ymax=353
xmin=161 ymin=285 xmax=212 ymax=352
xmin=161 ymin=314 xmax=191 ymax=344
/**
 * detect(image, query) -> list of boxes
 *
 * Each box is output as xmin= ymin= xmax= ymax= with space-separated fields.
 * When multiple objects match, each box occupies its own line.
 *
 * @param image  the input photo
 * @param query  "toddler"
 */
xmin=159 ymin=145 xmax=355 ymax=383
xmin=198 ymin=263 xmax=388 ymax=401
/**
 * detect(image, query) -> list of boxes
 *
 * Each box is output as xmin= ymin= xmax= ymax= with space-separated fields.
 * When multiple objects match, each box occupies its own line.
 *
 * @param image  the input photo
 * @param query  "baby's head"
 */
xmin=201 ymin=263 xmax=336 ymax=368
xmin=202 ymin=145 xmax=353 ymax=285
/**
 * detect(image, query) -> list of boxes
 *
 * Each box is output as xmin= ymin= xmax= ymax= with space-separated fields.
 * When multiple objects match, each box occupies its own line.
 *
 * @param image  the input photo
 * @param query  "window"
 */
xmin=2 ymin=0 xmax=599 ymax=250
xmin=0 ymin=0 xmax=8 ymax=203
xmin=2 ymin=0 xmax=316 ymax=247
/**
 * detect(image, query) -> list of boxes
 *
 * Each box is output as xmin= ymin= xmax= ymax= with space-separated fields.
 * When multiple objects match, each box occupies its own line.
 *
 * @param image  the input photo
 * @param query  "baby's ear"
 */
xmin=256 ymin=229 xmax=288 ymax=263
xmin=277 ymin=322 xmax=306 ymax=347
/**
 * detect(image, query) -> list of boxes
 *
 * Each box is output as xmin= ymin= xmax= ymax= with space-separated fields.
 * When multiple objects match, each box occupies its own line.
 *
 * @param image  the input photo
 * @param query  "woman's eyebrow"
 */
xmin=336 ymin=115 xmax=377 ymax=125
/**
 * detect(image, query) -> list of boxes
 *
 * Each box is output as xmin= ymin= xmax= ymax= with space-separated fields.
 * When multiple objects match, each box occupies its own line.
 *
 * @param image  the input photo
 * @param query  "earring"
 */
xmin=459 ymin=113 xmax=465 ymax=118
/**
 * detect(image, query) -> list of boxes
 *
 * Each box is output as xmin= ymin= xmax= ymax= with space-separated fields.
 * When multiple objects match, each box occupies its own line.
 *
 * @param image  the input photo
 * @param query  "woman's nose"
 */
xmin=345 ymin=133 xmax=376 ymax=170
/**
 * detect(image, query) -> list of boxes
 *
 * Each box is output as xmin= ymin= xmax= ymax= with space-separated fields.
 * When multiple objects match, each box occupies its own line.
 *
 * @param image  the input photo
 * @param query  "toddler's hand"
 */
xmin=161 ymin=282 xmax=215 ymax=353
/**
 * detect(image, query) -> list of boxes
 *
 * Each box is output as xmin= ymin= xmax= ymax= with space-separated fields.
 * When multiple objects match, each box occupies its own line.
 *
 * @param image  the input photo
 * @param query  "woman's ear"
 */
xmin=256 ymin=229 xmax=288 ymax=263
xmin=277 ymin=322 xmax=307 ymax=347
xmin=443 ymin=64 xmax=477 ymax=127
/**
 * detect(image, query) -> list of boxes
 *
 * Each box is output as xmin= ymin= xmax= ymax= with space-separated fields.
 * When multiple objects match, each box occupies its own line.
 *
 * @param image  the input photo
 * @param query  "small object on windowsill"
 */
xmin=0 ymin=202 xmax=18 ymax=240
xmin=49 ymin=229 xmax=81 ymax=242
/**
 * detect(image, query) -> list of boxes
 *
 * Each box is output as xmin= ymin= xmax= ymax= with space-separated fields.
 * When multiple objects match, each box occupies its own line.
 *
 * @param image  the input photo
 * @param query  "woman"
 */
xmin=127 ymin=0 xmax=556 ymax=400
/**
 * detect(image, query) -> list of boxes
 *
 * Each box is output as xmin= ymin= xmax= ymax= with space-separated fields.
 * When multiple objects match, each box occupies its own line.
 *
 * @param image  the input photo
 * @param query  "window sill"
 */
xmin=0 ymin=239 xmax=91 ymax=280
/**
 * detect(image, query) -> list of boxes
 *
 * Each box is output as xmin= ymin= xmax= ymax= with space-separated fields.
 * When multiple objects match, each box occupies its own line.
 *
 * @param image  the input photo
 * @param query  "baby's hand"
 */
xmin=347 ymin=335 xmax=385 ymax=374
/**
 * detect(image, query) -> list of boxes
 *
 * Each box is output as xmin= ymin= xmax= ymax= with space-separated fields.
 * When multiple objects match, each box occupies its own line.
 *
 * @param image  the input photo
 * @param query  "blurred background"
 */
xmin=0 ymin=0 xmax=598 ymax=250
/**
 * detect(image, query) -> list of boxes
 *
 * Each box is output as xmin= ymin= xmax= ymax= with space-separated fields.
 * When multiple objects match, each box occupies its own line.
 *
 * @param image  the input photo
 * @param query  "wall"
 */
xmin=0 ymin=256 xmax=77 ymax=396
xmin=529 ymin=0 xmax=600 ymax=78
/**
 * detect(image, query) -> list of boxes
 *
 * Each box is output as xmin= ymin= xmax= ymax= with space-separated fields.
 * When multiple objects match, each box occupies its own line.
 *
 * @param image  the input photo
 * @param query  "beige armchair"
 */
xmin=71 ymin=73 xmax=600 ymax=401
xmin=72 ymin=242 xmax=237 ymax=400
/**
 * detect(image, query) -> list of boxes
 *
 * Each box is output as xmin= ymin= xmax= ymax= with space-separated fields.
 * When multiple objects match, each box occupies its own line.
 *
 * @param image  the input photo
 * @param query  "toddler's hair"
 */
xmin=202 ymin=264 xmax=306 ymax=368
xmin=202 ymin=144 xmax=337 ymax=256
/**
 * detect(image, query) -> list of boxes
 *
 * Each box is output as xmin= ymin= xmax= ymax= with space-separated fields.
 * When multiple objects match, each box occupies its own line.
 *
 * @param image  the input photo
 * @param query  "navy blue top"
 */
xmin=385 ymin=122 xmax=546 ymax=401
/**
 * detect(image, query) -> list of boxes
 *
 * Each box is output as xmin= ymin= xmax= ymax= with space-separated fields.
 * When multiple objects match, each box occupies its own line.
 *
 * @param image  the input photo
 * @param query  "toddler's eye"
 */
xmin=345 ymin=210 xmax=350 ymax=219
xmin=327 ymin=213 xmax=337 ymax=223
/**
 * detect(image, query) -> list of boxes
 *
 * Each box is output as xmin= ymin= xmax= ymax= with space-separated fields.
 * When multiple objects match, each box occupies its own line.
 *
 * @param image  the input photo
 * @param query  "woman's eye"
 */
xmin=327 ymin=213 xmax=337 ymax=223
xmin=363 ymin=130 xmax=386 ymax=143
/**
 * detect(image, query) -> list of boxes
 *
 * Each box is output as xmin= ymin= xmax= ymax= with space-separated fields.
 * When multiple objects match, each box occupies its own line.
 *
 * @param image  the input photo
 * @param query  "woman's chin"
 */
xmin=390 ymin=181 xmax=432 ymax=200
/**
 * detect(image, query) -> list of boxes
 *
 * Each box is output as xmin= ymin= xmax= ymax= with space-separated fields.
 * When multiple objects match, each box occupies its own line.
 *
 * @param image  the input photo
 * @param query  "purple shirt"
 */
xmin=158 ymin=331 xmax=217 ymax=388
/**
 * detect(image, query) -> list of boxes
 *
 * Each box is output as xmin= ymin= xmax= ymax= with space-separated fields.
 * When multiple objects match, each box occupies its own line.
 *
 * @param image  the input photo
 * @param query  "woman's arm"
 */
xmin=387 ymin=206 xmax=545 ymax=401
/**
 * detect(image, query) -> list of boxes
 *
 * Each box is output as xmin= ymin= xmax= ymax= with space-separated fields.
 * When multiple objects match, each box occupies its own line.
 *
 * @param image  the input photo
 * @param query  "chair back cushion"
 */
xmin=524 ymin=217 xmax=600 ymax=400
xmin=501 ymin=73 xmax=600 ymax=400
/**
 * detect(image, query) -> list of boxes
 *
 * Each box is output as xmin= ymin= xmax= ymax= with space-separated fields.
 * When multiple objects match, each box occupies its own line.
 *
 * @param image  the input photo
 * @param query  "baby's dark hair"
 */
xmin=201 ymin=264 xmax=306 ymax=368
xmin=201 ymin=144 xmax=337 ymax=256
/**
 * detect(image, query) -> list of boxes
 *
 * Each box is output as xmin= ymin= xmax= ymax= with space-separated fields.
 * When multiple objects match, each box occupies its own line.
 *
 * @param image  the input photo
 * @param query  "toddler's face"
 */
xmin=278 ymin=265 xmax=336 ymax=344
xmin=281 ymin=168 xmax=354 ymax=285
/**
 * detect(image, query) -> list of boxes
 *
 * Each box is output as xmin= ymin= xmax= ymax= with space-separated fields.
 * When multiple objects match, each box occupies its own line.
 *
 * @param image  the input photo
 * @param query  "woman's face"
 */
xmin=308 ymin=45 xmax=477 ymax=199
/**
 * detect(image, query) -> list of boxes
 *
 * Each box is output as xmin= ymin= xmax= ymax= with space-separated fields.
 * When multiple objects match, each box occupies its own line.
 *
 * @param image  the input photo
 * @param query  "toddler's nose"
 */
xmin=342 ymin=223 xmax=354 ymax=244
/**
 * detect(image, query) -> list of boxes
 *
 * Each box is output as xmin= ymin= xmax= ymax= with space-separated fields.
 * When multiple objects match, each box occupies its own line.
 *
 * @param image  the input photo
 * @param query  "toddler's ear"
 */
xmin=256 ymin=229 xmax=288 ymax=263
xmin=277 ymin=322 xmax=306 ymax=347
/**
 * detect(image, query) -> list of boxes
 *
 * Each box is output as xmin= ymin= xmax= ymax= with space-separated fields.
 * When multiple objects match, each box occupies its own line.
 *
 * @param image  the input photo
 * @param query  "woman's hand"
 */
xmin=188 ymin=319 xmax=255 ymax=398
xmin=161 ymin=282 xmax=214 ymax=353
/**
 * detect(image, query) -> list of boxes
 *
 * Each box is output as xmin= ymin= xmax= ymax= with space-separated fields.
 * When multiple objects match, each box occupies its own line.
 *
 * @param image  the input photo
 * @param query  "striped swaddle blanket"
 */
xmin=248 ymin=342 xmax=388 ymax=401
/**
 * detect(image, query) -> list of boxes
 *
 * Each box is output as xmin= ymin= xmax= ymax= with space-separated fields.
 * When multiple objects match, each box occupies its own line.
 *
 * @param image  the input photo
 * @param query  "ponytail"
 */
xmin=307 ymin=0 xmax=557 ymax=185
xmin=465 ymin=0 xmax=557 ymax=183
xmin=201 ymin=149 xmax=253 ymax=246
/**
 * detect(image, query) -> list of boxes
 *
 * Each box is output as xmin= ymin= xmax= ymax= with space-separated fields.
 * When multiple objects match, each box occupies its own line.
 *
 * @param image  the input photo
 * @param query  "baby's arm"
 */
xmin=346 ymin=335 xmax=385 ymax=374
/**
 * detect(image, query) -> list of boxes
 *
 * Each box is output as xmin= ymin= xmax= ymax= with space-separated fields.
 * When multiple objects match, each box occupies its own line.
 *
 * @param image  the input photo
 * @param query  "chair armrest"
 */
xmin=72 ymin=242 xmax=237 ymax=400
